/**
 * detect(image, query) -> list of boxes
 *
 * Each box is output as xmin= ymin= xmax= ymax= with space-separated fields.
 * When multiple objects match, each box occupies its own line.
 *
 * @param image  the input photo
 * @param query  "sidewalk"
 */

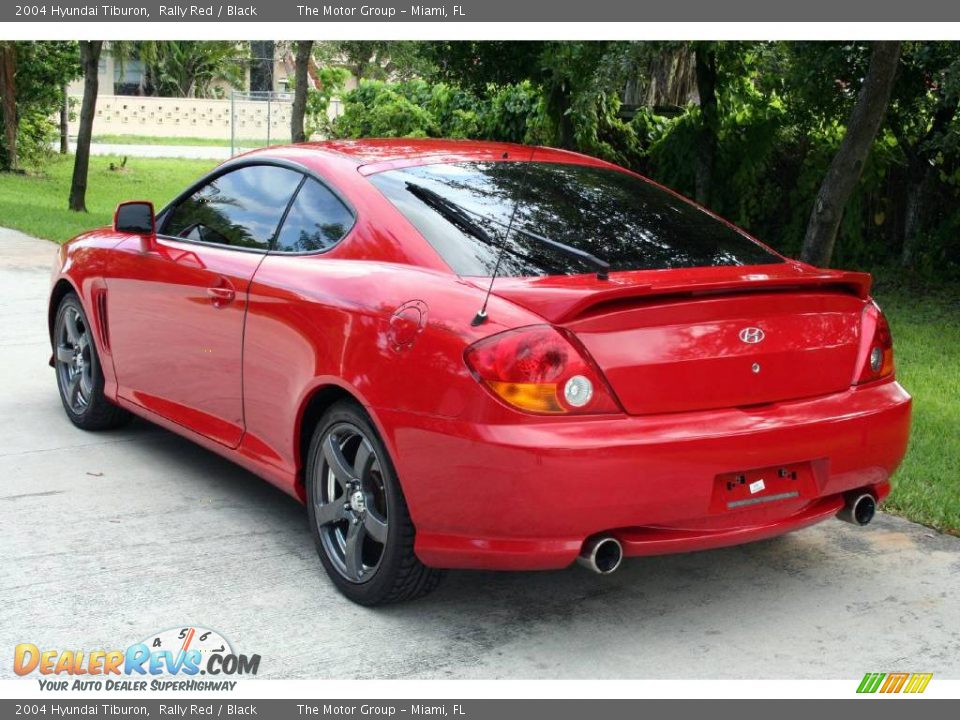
xmin=67 ymin=140 xmax=234 ymax=160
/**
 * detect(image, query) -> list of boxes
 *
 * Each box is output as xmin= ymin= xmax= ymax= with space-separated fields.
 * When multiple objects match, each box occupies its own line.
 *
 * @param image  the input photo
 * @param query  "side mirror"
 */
xmin=114 ymin=201 xmax=157 ymax=252
xmin=114 ymin=201 xmax=155 ymax=233
xmin=113 ymin=200 xmax=157 ymax=252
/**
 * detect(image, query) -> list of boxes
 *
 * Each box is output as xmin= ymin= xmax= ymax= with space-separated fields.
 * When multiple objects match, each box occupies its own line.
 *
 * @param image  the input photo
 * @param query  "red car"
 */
xmin=49 ymin=139 xmax=911 ymax=605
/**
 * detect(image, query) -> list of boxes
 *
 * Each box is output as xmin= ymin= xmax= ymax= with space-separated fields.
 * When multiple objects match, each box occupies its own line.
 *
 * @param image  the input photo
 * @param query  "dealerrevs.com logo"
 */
xmin=14 ymin=626 xmax=260 ymax=691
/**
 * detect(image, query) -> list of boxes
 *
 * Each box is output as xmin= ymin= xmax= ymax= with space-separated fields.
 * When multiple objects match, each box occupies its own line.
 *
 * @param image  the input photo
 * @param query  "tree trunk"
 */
xmin=546 ymin=83 xmax=575 ymax=149
xmin=900 ymin=98 xmax=958 ymax=267
xmin=643 ymin=46 xmax=698 ymax=109
xmin=800 ymin=42 xmax=901 ymax=267
xmin=291 ymin=41 xmax=313 ymax=143
xmin=694 ymin=43 xmax=718 ymax=207
xmin=69 ymin=41 xmax=102 ymax=213
xmin=59 ymin=84 xmax=70 ymax=155
xmin=900 ymin=163 xmax=932 ymax=268
xmin=0 ymin=42 xmax=18 ymax=171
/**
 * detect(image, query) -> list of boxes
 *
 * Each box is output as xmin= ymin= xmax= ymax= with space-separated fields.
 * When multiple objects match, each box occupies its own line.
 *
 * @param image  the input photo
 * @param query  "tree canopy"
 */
xmin=331 ymin=40 xmax=960 ymax=274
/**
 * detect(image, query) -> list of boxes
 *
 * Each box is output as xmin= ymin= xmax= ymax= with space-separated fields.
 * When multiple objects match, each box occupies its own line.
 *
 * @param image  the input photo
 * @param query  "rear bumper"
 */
xmin=376 ymin=380 xmax=911 ymax=570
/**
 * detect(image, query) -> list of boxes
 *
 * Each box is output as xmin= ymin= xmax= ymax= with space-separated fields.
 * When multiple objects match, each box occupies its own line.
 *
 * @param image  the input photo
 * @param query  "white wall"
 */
xmin=68 ymin=94 xmax=343 ymax=141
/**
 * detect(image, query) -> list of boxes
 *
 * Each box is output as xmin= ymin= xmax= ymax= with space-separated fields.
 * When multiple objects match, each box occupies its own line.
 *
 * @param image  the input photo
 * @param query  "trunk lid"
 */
xmin=486 ymin=264 xmax=870 ymax=415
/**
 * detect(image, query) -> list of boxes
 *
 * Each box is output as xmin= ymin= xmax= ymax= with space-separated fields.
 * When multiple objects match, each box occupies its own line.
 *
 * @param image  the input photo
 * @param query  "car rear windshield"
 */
xmin=368 ymin=161 xmax=783 ymax=277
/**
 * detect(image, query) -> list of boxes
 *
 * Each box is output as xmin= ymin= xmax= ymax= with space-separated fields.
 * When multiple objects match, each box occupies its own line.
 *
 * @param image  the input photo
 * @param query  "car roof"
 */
xmin=236 ymin=138 xmax=614 ymax=175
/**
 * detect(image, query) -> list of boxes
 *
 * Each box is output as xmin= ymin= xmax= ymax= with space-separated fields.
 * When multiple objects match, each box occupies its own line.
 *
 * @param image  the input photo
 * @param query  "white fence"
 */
xmin=229 ymin=91 xmax=293 ymax=153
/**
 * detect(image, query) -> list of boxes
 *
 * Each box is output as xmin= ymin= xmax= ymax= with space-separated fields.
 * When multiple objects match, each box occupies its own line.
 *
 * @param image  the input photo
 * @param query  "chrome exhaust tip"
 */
xmin=577 ymin=536 xmax=624 ymax=574
xmin=837 ymin=493 xmax=877 ymax=527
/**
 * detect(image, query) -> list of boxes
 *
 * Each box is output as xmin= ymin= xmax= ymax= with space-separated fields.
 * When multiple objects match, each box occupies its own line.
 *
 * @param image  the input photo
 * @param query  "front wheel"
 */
xmin=306 ymin=401 xmax=444 ymax=605
xmin=53 ymin=293 xmax=131 ymax=431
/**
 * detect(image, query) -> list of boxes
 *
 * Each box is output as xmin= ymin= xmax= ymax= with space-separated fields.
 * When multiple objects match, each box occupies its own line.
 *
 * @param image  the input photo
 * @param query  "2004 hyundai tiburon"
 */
xmin=48 ymin=139 xmax=911 ymax=604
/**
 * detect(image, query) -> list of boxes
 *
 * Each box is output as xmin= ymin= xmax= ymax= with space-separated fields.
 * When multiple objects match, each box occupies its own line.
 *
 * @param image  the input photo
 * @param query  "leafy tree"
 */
xmin=304 ymin=67 xmax=350 ymax=139
xmin=886 ymin=42 xmax=960 ymax=266
xmin=319 ymin=41 xmax=434 ymax=82
xmin=481 ymin=82 xmax=544 ymax=143
xmin=423 ymin=41 xmax=545 ymax=91
xmin=0 ymin=41 xmax=79 ymax=171
xmin=535 ymin=42 xmax=644 ymax=162
xmin=332 ymin=81 xmax=438 ymax=138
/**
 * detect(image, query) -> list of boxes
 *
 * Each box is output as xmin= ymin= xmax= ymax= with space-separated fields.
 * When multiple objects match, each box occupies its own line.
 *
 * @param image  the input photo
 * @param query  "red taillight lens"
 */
xmin=855 ymin=303 xmax=895 ymax=384
xmin=464 ymin=325 xmax=621 ymax=415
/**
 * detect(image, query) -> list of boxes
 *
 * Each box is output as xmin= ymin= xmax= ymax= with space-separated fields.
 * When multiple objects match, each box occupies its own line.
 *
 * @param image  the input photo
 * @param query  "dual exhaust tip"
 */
xmin=577 ymin=535 xmax=623 ymax=574
xmin=837 ymin=492 xmax=877 ymax=527
xmin=578 ymin=491 xmax=877 ymax=574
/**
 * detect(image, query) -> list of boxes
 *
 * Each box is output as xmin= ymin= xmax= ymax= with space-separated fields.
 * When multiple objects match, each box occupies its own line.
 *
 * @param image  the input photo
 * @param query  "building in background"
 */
xmin=65 ymin=42 xmax=357 ymax=143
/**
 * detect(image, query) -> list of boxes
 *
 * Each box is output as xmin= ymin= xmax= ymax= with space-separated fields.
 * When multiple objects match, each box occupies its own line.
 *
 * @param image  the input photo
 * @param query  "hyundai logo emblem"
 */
xmin=739 ymin=327 xmax=765 ymax=344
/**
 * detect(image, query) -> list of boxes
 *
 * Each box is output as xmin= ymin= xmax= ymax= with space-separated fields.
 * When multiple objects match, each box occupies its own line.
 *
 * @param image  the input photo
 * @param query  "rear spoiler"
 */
xmin=488 ymin=270 xmax=873 ymax=324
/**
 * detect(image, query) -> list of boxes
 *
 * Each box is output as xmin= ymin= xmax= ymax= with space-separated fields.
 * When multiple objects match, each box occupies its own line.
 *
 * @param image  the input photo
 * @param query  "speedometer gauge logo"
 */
xmin=143 ymin=626 xmax=233 ymax=667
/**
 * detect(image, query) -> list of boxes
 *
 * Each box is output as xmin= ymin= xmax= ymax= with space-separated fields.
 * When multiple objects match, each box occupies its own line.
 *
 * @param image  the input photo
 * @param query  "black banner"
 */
xmin=4 ymin=0 xmax=960 ymax=23
xmin=0 ymin=700 xmax=958 ymax=719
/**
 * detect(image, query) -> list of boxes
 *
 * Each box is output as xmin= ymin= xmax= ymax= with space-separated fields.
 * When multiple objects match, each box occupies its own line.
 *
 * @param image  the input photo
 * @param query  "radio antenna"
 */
xmin=472 ymin=148 xmax=534 ymax=327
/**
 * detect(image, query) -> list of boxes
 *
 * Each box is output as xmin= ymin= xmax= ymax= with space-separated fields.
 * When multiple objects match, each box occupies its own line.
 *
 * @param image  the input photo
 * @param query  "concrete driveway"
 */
xmin=1 ymin=227 xmax=958 ymax=679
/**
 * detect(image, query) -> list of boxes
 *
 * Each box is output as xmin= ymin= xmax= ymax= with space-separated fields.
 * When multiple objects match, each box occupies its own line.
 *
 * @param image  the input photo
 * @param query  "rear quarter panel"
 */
xmin=240 ymin=246 xmax=542 ymax=500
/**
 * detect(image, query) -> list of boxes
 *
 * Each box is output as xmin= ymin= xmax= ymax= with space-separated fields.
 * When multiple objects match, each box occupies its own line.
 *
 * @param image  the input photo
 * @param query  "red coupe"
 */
xmin=49 ymin=139 xmax=911 ymax=605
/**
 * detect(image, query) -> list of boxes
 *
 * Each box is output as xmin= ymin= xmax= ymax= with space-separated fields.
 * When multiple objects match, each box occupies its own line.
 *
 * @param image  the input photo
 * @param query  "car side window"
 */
xmin=273 ymin=178 xmax=354 ymax=253
xmin=163 ymin=165 xmax=303 ymax=251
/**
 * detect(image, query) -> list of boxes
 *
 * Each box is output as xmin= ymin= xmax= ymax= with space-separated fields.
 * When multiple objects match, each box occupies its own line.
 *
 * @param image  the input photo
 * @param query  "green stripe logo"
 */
xmin=857 ymin=672 xmax=886 ymax=693
xmin=857 ymin=672 xmax=932 ymax=694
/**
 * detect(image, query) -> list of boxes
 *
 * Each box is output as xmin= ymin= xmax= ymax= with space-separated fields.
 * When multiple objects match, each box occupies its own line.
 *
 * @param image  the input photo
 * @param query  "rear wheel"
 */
xmin=53 ymin=294 xmax=131 ymax=431
xmin=306 ymin=401 xmax=444 ymax=605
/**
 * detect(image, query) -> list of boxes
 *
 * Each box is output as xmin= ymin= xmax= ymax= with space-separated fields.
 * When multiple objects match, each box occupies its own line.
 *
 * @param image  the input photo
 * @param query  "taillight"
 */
xmin=464 ymin=325 xmax=621 ymax=415
xmin=854 ymin=302 xmax=895 ymax=384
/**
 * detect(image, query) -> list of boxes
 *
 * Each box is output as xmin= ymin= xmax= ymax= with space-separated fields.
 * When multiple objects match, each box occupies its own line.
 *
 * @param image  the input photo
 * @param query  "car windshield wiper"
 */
xmin=405 ymin=181 xmax=554 ymax=272
xmin=405 ymin=181 xmax=499 ymax=249
xmin=405 ymin=182 xmax=610 ymax=280
xmin=508 ymin=225 xmax=610 ymax=280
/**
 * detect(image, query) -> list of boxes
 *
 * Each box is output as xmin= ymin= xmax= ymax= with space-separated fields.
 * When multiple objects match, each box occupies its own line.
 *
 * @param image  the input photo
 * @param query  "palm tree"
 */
xmin=112 ymin=41 xmax=247 ymax=98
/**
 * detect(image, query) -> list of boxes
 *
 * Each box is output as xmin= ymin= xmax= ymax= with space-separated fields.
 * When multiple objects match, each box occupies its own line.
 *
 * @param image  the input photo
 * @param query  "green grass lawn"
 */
xmin=92 ymin=134 xmax=274 ymax=148
xmin=0 ymin=155 xmax=957 ymax=534
xmin=872 ymin=279 xmax=960 ymax=535
xmin=0 ymin=154 xmax=217 ymax=243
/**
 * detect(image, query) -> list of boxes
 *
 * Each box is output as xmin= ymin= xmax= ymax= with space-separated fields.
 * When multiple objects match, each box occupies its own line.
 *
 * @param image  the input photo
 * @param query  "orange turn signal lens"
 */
xmin=486 ymin=381 xmax=563 ymax=414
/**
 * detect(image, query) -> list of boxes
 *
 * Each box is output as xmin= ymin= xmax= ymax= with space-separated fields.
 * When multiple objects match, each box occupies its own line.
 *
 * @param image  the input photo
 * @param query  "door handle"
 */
xmin=206 ymin=286 xmax=236 ymax=307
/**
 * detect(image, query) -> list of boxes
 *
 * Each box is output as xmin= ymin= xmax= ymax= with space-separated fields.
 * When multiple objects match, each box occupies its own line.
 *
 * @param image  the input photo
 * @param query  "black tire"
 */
xmin=306 ymin=401 xmax=444 ymax=605
xmin=53 ymin=293 xmax=131 ymax=431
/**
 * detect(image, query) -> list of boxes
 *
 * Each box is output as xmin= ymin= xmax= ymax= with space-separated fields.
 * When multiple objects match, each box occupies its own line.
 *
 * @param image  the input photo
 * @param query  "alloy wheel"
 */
xmin=55 ymin=306 xmax=94 ymax=415
xmin=313 ymin=422 xmax=390 ymax=583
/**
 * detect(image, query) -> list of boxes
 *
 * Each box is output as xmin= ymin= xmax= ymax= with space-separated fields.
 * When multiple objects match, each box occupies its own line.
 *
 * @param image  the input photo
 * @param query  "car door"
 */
xmin=107 ymin=163 xmax=304 ymax=448
xmin=240 ymin=176 xmax=358 ymax=480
